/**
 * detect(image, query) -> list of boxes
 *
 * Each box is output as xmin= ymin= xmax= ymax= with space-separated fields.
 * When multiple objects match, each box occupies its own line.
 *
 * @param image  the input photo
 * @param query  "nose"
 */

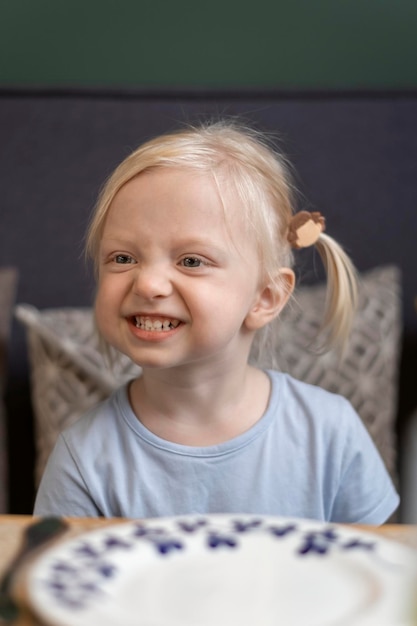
xmin=131 ymin=263 xmax=173 ymax=300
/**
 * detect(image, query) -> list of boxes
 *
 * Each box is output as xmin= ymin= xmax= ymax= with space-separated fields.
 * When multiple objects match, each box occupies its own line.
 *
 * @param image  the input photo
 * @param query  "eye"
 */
xmin=114 ymin=254 xmax=136 ymax=265
xmin=181 ymin=257 xmax=203 ymax=268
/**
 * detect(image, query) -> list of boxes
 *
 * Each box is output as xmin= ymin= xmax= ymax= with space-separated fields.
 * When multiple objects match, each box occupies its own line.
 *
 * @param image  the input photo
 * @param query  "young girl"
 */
xmin=34 ymin=121 xmax=399 ymax=523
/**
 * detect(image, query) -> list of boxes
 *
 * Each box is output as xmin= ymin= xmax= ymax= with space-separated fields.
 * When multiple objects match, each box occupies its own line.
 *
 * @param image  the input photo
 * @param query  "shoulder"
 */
xmin=60 ymin=384 xmax=131 ymax=446
xmin=266 ymin=371 xmax=399 ymax=523
xmin=266 ymin=369 xmax=366 ymax=446
xmin=268 ymin=369 xmax=353 ymax=417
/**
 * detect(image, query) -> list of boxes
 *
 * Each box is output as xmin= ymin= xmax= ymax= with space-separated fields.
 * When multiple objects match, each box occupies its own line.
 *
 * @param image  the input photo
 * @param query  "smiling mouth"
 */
xmin=132 ymin=316 xmax=181 ymax=332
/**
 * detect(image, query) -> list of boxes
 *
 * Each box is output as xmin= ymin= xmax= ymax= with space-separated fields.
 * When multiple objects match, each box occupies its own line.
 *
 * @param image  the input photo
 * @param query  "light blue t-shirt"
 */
xmin=34 ymin=371 xmax=399 ymax=523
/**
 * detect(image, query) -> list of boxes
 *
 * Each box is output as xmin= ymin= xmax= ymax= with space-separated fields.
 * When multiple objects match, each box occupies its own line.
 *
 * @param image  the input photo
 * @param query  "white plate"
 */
xmin=26 ymin=514 xmax=417 ymax=626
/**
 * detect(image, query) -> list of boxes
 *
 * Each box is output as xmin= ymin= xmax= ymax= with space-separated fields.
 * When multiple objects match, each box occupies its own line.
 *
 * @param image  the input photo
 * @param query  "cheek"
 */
xmin=95 ymin=273 xmax=123 ymax=306
xmin=93 ymin=296 xmax=107 ymax=340
xmin=94 ymin=281 xmax=119 ymax=337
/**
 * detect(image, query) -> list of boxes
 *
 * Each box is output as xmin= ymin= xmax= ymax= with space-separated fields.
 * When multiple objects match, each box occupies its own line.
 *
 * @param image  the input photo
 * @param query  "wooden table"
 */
xmin=0 ymin=516 xmax=416 ymax=625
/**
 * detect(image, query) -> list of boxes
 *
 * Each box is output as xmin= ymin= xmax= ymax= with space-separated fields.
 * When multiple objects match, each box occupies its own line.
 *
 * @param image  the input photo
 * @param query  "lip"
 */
xmin=127 ymin=312 xmax=180 ymax=320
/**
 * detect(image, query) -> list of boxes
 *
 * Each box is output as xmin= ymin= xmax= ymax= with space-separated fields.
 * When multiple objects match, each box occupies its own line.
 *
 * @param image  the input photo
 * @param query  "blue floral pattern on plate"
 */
xmin=27 ymin=515 xmax=417 ymax=626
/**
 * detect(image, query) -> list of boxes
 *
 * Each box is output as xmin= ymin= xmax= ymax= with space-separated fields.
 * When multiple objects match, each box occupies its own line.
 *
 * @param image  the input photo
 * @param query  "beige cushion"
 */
xmin=0 ymin=267 xmax=19 ymax=512
xmin=16 ymin=265 xmax=401 ymax=486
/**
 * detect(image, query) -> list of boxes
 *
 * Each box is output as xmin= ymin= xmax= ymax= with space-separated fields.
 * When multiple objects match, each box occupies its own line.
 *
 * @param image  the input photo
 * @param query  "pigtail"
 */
xmin=287 ymin=210 xmax=358 ymax=354
xmin=314 ymin=232 xmax=358 ymax=354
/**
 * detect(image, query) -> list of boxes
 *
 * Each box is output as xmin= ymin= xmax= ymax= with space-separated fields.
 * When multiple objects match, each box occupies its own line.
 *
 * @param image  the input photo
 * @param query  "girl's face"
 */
xmin=95 ymin=167 xmax=281 ymax=374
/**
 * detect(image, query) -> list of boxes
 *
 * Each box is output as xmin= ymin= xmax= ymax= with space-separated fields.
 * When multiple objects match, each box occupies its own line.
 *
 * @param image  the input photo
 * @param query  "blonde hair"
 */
xmin=86 ymin=120 xmax=357 ymax=358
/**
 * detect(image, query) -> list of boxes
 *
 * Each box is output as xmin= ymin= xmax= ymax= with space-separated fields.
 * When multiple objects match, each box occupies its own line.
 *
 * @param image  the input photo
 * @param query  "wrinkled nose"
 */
xmin=131 ymin=264 xmax=172 ymax=299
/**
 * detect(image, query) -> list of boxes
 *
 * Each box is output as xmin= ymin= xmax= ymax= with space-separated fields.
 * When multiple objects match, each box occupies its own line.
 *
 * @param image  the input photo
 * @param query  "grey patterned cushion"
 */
xmin=15 ymin=306 xmax=141 ymax=484
xmin=15 ymin=265 xmax=401 ymax=486
xmin=275 ymin=265 xmax=401 ymax=480
xmin=0 ymin=267 xmax=19 ymax=512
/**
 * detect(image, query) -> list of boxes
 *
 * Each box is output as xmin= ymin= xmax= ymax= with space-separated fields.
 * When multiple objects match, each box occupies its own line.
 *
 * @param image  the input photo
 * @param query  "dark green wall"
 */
xmin=1 ymin=0 xmax=417 ymax=88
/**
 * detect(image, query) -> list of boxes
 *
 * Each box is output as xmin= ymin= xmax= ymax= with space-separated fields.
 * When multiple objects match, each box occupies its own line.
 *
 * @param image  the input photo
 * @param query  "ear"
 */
xmin=244 ymin=268 xmax=295 ymax=331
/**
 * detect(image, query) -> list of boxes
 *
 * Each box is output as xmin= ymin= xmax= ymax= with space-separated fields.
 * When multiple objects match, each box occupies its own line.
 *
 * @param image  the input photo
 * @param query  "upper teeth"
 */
xmin=134 ymin=316 xmax=180 ymax=331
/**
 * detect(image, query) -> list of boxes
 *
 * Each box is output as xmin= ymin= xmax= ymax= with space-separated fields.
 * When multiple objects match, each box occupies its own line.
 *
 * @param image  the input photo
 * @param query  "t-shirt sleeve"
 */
xmin=33 ymin=433 xmax=102 ymax=517
xmin=329 ymin=400 xmax=399 ymax=524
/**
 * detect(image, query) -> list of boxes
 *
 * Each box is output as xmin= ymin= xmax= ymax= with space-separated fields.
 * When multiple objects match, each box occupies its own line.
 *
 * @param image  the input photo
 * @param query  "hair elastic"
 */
xmin=287 ymin=211 xmax=326 ymax=249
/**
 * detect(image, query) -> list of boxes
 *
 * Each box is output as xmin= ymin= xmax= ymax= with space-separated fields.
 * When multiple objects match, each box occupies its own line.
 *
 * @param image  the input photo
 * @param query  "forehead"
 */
xmin=97 ymin=168 xmax=262 ymax=269
xmin=105 ymin=167 xmax=248 ymax=235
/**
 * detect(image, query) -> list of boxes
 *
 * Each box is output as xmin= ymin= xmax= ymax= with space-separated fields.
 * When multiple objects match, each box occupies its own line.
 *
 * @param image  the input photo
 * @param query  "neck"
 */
xmin=129 ymin=363 xmax=271 ymax=446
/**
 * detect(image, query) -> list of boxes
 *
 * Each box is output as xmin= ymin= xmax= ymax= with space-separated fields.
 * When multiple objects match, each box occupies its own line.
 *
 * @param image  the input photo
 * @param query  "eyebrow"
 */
xmin=174 ymin=236 xmax=224 ymax=249
xmin=99 ymin=235 xmax=229 ymax=257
